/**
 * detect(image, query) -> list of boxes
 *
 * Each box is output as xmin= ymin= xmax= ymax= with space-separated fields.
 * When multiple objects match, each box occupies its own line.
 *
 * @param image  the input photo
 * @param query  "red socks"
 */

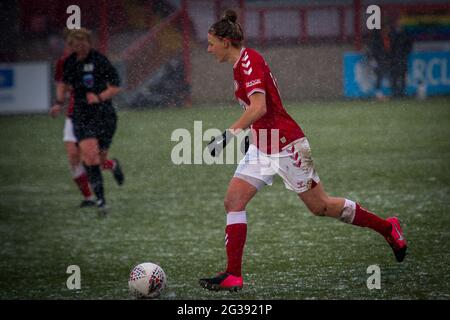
xmin=223 ymin=204 xmax=392 ymax=277
xmin=353 ymin=203 xmax=392 ymax=238
xmin=73 ymin=173 xmax=92 ymax=199
xmin=102 ymin=159 xmax=115 ymax=171
xmin=71 ymin=160 xmax=114 ymax=200
xmin=225 ymin=211 xmax=247 ymax=277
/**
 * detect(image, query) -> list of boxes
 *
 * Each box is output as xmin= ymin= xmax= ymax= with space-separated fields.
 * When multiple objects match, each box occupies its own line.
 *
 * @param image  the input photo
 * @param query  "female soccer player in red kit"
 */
xmin=199 ymin=10 xmax=407 ymax=292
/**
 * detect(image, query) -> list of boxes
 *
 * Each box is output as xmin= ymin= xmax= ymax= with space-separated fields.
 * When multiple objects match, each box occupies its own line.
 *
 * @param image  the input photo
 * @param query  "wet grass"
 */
xmin=0 ymin=97 xmax=449 ymax=299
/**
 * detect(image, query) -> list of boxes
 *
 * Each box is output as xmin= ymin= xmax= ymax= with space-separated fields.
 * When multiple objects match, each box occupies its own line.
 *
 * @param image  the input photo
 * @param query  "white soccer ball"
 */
xmin=128 ymin=262 xmax=166 ymax=299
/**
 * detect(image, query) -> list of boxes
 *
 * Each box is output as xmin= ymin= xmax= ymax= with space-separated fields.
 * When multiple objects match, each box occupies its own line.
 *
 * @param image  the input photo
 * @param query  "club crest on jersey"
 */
xmin=83 ymin=73 xmax=94 ymax=88
xmin=83 ymin=63 xmax=94 ymax=72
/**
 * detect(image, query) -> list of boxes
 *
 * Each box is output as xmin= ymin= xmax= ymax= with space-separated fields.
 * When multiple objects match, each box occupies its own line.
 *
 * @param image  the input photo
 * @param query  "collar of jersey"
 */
xmin=76 ymin=49 xmax=93 ymax=62
xmin=233 ymin=47 xmax=246 ymax=69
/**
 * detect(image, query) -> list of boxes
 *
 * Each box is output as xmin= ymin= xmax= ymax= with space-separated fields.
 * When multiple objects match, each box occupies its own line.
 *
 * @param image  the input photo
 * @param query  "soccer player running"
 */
xmin=50 ymin=29 xmax=123 ymax=208
xmin=55 ymin=28 xmax=124 ymax=213
xmin=199 ymin=10 xmax=407 ymax=291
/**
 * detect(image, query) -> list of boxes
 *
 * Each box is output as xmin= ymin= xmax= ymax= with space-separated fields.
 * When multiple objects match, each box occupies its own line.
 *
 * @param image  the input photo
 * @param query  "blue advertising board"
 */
xmin=0 ymin=69 xmax=14 ymax=89
xmin=0 ymin=63 xmax=50 ymax=114
xmin=343 ymin=50 xmax=450 ymax=98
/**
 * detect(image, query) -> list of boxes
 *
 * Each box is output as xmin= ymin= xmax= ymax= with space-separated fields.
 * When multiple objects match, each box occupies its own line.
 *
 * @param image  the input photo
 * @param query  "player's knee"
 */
xmin=308 ymin=204 xmax=327 ymax=217
xmin=83 ymin=153 xmax=100 ymax=166
xmin=224 ymin=198 xmax=234 ymax=212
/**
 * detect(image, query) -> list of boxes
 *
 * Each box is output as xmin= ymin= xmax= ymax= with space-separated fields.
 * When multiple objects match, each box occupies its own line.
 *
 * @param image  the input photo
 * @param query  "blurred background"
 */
xmin=0 ymin=0 xmax=449 ymax=113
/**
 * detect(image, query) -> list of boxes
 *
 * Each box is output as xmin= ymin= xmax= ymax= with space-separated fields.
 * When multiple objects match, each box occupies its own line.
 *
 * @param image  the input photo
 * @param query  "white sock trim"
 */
xmin=227 ymin=211 xmax=247 ymax=225
xmin=340 ymin=199 xmax=356 ymax=224
xmin=71 ymin=164 xmax=85 ymax=179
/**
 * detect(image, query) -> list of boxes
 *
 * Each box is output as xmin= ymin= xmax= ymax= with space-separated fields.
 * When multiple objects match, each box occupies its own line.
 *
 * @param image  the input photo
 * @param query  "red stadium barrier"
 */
xmin=14 ymin=0 xmax=449 ymax=107
xmin=185 ymin=0 xmax=450 ymax=50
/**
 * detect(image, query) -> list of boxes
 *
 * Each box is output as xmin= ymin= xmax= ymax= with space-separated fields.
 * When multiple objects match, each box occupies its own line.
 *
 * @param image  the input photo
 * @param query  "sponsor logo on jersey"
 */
xmin=245 ymin=79 xmax=261 ymax=88
xmin=83 ymin=63 xmax=94 ymax=72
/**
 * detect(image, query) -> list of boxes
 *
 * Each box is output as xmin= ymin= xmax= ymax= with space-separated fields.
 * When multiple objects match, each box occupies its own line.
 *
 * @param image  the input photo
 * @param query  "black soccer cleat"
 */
xmin=97 ymin=199 xmax=109 ymax=216
xmin=112 ymin=158 xmax=124 ymax=186
xmin=199 ymin=272 xmax=243 ymax=292
xmin=79 ymin=199 xmax=96 ymax=208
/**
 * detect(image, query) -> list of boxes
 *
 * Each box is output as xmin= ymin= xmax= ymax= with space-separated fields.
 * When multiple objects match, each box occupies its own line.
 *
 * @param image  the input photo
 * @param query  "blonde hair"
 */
xmin=62 ymin=28 xmax=72 ymax=41
xmin=67 ymin=28 xmax=92 ymax=45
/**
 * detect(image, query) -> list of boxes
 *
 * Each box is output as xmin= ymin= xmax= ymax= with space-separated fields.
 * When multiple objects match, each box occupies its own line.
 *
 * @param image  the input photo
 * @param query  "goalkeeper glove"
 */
xmin=242 ymin=134 xmax=250 ymax=154
xmin=207 ymin=130 xmax=235 ymax=157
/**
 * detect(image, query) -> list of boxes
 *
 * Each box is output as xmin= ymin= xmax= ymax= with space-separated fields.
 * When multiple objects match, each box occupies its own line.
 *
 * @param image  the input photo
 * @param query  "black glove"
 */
xmin=241 ymin=135 xmax=250 ymax=154
xmin=207 ymin=130 xmax=235 ymax=157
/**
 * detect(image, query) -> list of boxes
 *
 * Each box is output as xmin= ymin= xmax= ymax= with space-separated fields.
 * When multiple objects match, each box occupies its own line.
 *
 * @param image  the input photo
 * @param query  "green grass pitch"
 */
xmin=0 ymin=97 xmax=449 ymax=299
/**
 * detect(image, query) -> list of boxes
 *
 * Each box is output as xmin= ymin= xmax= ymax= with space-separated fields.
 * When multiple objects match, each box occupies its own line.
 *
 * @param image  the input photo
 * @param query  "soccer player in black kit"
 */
xmin=55 ymin=28 xmax=124 ymax=213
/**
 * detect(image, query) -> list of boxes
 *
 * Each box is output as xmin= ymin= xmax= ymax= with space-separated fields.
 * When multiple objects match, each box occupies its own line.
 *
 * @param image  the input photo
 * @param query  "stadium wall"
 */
xmin=191 ymin=43 xmax=352 ymax=104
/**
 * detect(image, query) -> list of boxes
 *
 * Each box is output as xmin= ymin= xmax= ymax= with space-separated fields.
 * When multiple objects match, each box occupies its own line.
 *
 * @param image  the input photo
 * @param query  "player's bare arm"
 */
xmin=229 ymin=92 xmax=266 ymax=135
xmin=207 ymin=93 xmax=266 ymax=157
xmin=50 ymin=82 xmax=69 ymax=117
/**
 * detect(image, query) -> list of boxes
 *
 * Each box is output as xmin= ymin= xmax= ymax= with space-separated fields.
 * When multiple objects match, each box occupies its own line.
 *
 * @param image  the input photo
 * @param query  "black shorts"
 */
xmin=73 ymin=108 xmax=117 ymax=150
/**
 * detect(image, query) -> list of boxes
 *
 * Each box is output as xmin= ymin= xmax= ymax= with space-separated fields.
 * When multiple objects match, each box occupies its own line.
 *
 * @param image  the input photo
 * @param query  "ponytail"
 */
xmin=208 ymin=9 xmax=244 ymax=47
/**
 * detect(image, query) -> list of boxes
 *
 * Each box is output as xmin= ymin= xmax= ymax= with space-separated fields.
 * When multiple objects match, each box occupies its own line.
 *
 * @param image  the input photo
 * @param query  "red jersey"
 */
xmin=54 ymin=53 xmax=75 ymax=117
xmin=233 ymin=48 xmax=304 ymax=154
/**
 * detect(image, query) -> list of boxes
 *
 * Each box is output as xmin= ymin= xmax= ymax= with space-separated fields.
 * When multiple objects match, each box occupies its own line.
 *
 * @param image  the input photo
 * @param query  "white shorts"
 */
xmin=234 ymin=137 xmax=320 ymax=194
xmin=63 ymin=117 xmax=77 ymax=142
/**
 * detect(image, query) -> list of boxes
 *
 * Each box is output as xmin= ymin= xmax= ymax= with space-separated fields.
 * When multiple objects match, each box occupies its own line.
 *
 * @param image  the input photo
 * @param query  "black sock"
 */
xmin=84 ymin=164 xmax=105 ymax=203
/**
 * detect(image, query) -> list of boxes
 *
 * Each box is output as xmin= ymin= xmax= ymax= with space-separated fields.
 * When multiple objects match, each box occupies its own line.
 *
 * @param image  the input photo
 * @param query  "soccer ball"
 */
xmin=128 ymin=262 xmax=166 ymax=299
